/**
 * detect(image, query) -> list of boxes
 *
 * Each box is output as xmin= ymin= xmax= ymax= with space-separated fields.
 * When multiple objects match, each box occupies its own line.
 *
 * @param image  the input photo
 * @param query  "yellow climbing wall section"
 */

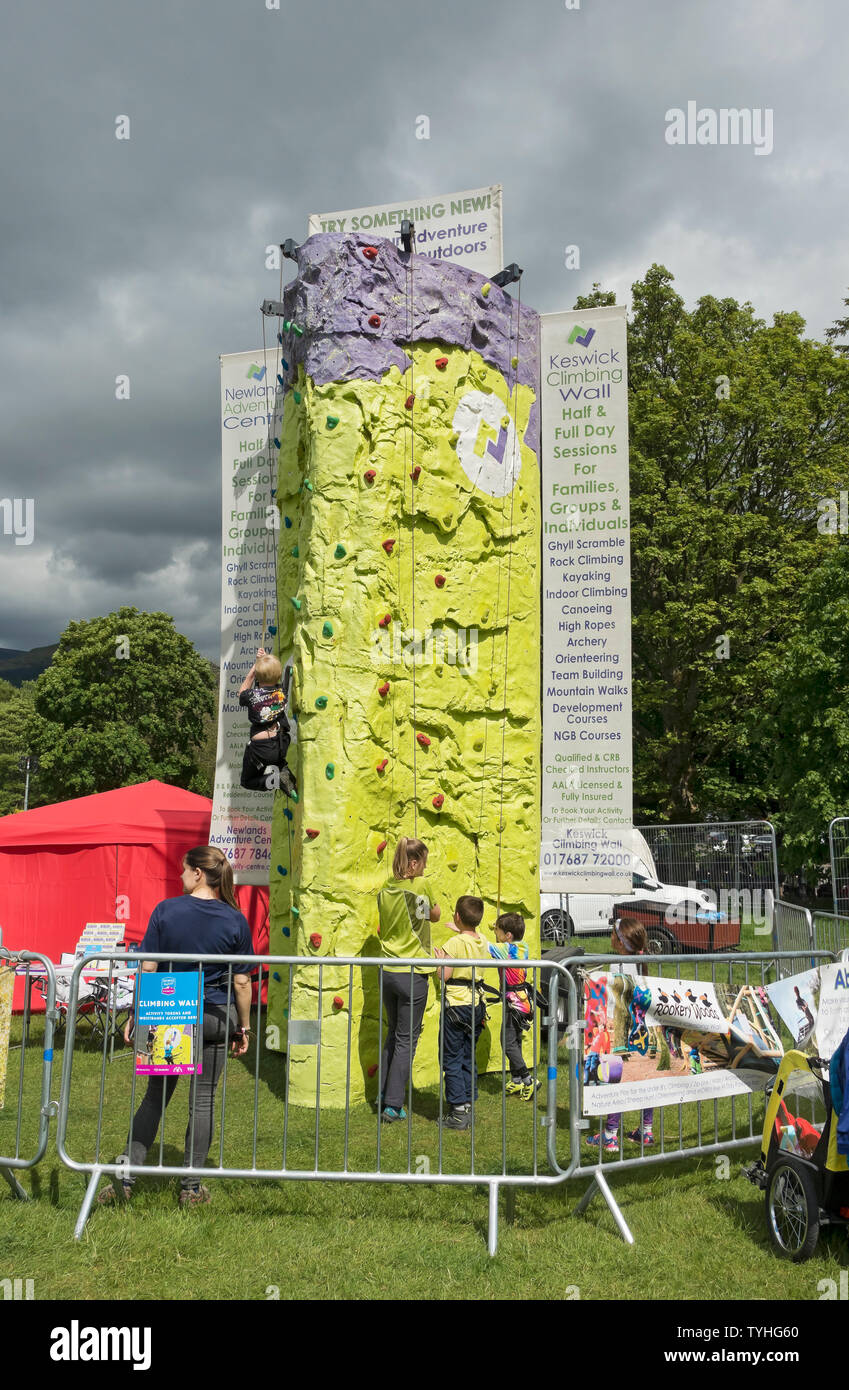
xmin=267 ymin=235 xmax=540 ymax=1106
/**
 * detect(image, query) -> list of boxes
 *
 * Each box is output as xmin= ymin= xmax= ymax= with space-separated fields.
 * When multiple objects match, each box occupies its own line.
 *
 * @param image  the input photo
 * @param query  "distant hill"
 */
xmin=0 ymin=644 xmax=58 ymax=686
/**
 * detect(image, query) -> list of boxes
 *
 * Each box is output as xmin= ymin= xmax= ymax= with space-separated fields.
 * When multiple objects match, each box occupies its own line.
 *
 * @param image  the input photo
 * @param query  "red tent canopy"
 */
xmin=0 ymin=781 xmax=269 ymax=1008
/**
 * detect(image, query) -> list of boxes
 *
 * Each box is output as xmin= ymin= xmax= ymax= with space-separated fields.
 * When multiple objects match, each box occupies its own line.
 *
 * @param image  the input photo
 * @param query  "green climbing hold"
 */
xmin=291 ymin=905 xmax=300 ymax=918
xmin=326 ymin=763 xmax=335 ymax=779
xmin=315 ymin=695 xmax=328 ymax=709
xmin=511 ymin=355 xmax=518 ymax=369
xmin=290 ymin=596 xmax=302 ymax=610
xmin=292 ymin=323 xmax=304 ymax=337
xmin=481 ymin=282 xmax=491 ymax=297
xmin=322 ymin=621 xmax=334 ymax=638
xmin=291 ymin=544 xmax=299 ymax=557
xmin=334 ymin=543 xmax=346 ymax=559
xmin=293 ymin=390 xmax=302 ymax=404
xmin=283 ymin=319 xmax=291 ymax=332
xmin=303 ymin=479 xmax=314 ymax=492
xmin=290 ymin=790 xmax=299 ymax=803
xmin=326 ymin=415 xmax=339 ymax=429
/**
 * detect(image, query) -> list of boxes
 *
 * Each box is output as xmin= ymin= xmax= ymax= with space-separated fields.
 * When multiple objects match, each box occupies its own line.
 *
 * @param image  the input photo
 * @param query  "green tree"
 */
xmin=32 ymin=608 xmax=215 ymax=799
xmin=826 ymin=288 xmax=849 ymax=355
xmin=0 ymin=681 xmax=45 ymax=815
xmin=624 ymin=265 xmax=849 ymax=821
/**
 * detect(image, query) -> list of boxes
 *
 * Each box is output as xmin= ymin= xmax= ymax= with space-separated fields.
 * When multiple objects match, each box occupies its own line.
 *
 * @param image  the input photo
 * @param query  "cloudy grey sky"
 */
xmin=0 ymin=0 xmax=845 ymax=658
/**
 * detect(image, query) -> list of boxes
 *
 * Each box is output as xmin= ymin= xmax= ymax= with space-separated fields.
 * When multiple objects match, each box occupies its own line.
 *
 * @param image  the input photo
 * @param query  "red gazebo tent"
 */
xmin=0 ymin=781 xmax=269 ymax=1008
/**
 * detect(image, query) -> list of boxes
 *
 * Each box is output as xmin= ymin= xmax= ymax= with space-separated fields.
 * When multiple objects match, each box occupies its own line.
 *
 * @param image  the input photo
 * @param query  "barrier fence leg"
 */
xmin=487 ymin=1182 xmax=500 ymax=1257
xmin=0 ymin=1164 xmax=29 ymax=1201
xmin=74 ymin=1167 xmax=104 ymax=1241
xmin=574 ymin=1172 xmax=635 ymax=1247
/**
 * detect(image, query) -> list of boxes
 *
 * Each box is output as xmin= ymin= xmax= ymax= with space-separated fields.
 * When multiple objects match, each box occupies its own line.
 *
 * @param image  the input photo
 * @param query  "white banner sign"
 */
xmin=308 ymin=184 xmax=503 ymax=279
xmin=540 ymin=306 xmax=632 ymax=893
xmin=210 ymin=350 xmax=284 ymax=883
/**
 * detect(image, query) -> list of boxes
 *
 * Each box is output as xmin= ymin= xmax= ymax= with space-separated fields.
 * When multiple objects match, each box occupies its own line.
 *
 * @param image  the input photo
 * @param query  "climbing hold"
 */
xmin=416 ymin=733 xmax=431 ymax=748
xmin=432 ymin=794 xmax=444 ymax=810
xmin=309 ymin=932 xmax=322 ymax=949
xmin=306 ymin=827 xmax=320 ymax=839
xmin=268 ymin=624 xmax=277 ymax=635
xmin=376 ymin=758 xmax=388 ymax=773
xmin=293 ymin=390 xmax=302 ymax=404
xmin=364 ymin=469 xmax=376 ymax=484
xmin=276 ymin=864 xmax=287 ymax=876
xmin=434 ymin=574 xmax=446 ymax=588
xmin=378 ymin=681 xmax=390 ymax=697
xmin=290 ymin=596 xmax=302 ymax=610
xmin=334 ymin=543 xmax=346 ymax=558
xmin=273 ymin=437 xmax=281 ymax=449
xmin=283 ymin=320 xmax=291 ymax=332
xmin=283 ymin=808 xmax=293 ymax=821
xmin=273 ymin=971 xmax=281 ymax=981
xmin=271 ymin=488 xmax=276 ymax=497
xmin=292 ymin=324 xmax=304 ymax=337
xmin=326 ymin=415 xmax=339 ymax=429
xmin=284 ymin=516 xmax=292 ymax=528
xmin=367 ymin=1063 xmax=378 ymax=1078
xmin=290 ymin=789 xmax=299 ymax=802
xmin=282 ymin=928 xmax=290 ymax=938
xmin=404 ymin=393 xmax=415 ymax=409
xmin=277 ymin=374 xmax=284 ymax=387
xmin=362 ymin=246 xmax=379 ymax=260
xmin=378 ymin=614 xmax=392 ymax=628
xmin=315 ymin=695 xmax=328 ymax=709
xmin=511 ymin=355 xmax=518 ymax=369
xmin=291 ymin=905 xmax=300 ymax=918
xmin=291 ymin=544 xmax=299 ymax=557
xmin=376 ymin=840 xmax=388 ymax=855
xmin=325 ymin=763 xmax=335 ymax=779
xmin=382 ymin=539 xmax=395 ymax=554
xmin=322 ymin=620 xmax=334 ymax=637
xmin=333 ymin=995 xmax=344 ymax=1009
xmin=277 ymin=332 xmax=283 ymax=345
xmin=368 ymin=314 xmax=381 ymax=328
xmin=281 ymin=357 xmax=289 ymax=371
xmin=481 ymin=282 xmax=491 ymax=297
xmin=303 ymin=479 xmax=314 ymax=492
xmin=435 ymin=356 xmax=448 ymax=370
xmin=410 ymin=465 xmax=421 ymax=482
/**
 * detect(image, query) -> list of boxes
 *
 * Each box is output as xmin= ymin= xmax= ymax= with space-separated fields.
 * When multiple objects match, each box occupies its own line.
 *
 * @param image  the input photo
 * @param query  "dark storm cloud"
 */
xmin=0 ymin=0 xmax=846 ymax=656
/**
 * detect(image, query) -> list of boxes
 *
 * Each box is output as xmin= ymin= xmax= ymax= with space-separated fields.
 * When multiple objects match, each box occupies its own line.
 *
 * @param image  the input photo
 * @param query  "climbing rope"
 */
xmin=495 ymin=281 xmax=523 ymax=916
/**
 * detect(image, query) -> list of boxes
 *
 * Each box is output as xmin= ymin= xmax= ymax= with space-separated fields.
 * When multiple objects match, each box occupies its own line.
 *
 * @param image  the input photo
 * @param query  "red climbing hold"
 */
xmin=367 ymin=1063 xmax=378 ymax=1078
xmin=435 ymin=356 xmax=448 ymax=370
xmin=376 ymin=758 xmax=388 ymax=773
xmin=435 ymin=574 xmax=446 ymax=588
xmin=368 ymin=313 xmax=381 ymax=328
xmin=378 ymin=614 xmax=392 ymax=628
xmin=376 ymin=840 xmax=388 ymax=855
xmin=362 ymin=246 xmax=379 ymax=261
xmin=309 ymin=932 xmax=322 ymax=949
xmin=416 ymin=733 xmax=431 ymax=748
xmin=364 ymin=469 xmax=376 ymax=484
xmin=432 ymin=794 xmax=445 ymax=810
xmin=382 ymin=538 xmax=395 ymax=554
xmin=410 ymin=465 xmax=421 ymax=482
xmin=405 ymin=393 xmax=415 ymax=409
xmin=378 ymin=681 xmax=390 ymax=697
xmin=333 ymin=995 xmax=344 ymax=1009
xmin=306 ymin=828 xmax=320 ymax=840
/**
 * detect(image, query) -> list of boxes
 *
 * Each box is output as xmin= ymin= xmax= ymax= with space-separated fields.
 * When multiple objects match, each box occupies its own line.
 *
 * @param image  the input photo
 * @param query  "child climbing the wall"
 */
xmin=488 ymin=913 xmax=540 ymax=1101
xmin=437 ymin=896 xmax=490 ymax=1131
xmin=238 ymin=648 xmax=296 ymax=795
xmin=586 ymin=915 xmax=655 ymax=1154
xmin=376 ymin=838 xmax=442 ymax=1123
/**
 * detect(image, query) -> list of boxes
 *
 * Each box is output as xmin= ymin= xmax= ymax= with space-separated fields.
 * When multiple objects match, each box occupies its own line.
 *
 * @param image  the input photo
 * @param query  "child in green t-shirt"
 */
xmin=376 ymin=838 xmax=442 ymax=1122
xmin=437 ymin=896 xmax=490 ymax=1131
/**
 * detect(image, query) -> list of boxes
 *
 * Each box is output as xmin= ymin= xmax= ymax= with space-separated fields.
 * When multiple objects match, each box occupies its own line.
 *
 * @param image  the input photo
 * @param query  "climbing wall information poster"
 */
xmin=540 ymin=306 xmax=633 ymax=893
xmin=308 ymin=185 xmax=503 ymax=280
xmin=210 ymin=350 xmax=284 ymax=882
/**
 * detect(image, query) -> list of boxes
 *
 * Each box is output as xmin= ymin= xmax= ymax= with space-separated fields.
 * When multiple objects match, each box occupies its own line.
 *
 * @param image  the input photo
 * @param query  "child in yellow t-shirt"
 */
xmin=437 ymin=896 xmax=490 ymax=1131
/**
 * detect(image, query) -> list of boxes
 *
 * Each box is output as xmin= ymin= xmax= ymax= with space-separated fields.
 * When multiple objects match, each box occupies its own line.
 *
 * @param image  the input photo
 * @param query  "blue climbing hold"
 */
xmin=282 ymin=930 xmax=291 ymax=940
xmin=277 ymin=375 xmax=284 ymax=387
xmin=284 ymin=808 xmax=293 ymax=821
xmin=281 ymin=357 xmax=289 ymax=371
xmin=274 ymin=437 xmax=281 ymax=448
xmin=273 ymin=971 xmax=281 ymax=981
xmin=268 ymin=624 xmax=277 ymax=636
xmin=284 ymin=516 xmax=292 ymax=528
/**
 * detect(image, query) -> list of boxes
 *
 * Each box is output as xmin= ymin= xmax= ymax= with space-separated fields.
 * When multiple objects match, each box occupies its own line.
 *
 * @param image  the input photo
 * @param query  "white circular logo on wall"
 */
xmin=452 ymin=391 xmax=521 ymax=498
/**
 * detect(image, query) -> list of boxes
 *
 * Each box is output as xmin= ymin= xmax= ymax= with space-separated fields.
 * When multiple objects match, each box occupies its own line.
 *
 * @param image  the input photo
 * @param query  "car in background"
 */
xmin=540 ymin=828 xmax=737 ymax=954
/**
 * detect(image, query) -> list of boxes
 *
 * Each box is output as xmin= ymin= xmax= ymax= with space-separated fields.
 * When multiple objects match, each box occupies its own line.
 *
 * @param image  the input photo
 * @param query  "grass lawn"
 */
xmin=2 ymin=979 xmax=847 ymax=1302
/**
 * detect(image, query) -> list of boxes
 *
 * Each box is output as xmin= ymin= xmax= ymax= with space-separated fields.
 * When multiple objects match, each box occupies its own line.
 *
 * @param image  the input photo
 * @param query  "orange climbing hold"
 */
xmin=376 ymin=840 xmax=388 ymax=855
xmin=309 ymin=932 xmax=322 ymax=949
xmin=416 ymin=733 xmax=431 ymax=748
xmin=367 ymin=1063 xmax=378 ymax=1077
xmin=376 ymin=758 xmax=388 ymax=773
xmin=435 ymin=574 xmax=446 ymax=588
xmin=362 ymin=246 xmax=379 ymax=261
xmin=378 ymin=681 xmax=390 ymax=697
xmin=432 ymin=794 xmax=444 ymax=810
xmin=382 ymin=538 xmax=395 ymax=554
xmin=306 ymin=828 xmax=320 ymax=839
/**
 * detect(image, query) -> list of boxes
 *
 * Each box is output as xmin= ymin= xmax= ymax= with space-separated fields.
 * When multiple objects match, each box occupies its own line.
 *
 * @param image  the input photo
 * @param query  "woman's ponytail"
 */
xmin=392 ymin=837 xmax=428 ymax=879
xmin=184 ymin=845 xmax=239 ymax=910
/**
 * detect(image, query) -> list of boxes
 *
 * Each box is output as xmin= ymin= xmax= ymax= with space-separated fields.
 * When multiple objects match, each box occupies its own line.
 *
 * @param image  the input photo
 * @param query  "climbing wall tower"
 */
xmin=267 ymin=233 xmax=540 ymax=1105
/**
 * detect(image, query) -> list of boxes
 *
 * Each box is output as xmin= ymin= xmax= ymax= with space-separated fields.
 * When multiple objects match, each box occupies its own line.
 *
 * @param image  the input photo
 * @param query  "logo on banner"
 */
xmin=161 ymin=977 xmax=176 ymax=996
xmin=568 ymin=325 xmax=595 ymax=347
xmin=246 ymin=363 xmax=267 ymax=381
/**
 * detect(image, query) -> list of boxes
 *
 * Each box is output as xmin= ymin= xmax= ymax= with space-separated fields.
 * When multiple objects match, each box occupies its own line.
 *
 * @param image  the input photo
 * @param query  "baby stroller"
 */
xmin=744 ymin=1048 xmax=849 ymax=1261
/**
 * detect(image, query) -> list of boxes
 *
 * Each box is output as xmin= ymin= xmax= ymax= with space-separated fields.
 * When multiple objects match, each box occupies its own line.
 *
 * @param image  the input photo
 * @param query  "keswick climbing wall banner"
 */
xmin=582 ymin=968 xmax=784 ymax=1115
xmin=540 ymin=306 xmax=633 ymax=894
xmin=210 ymin=350 xmax=285 ymax=883
xmin=308 ymin=185 xmax=503 ymax=280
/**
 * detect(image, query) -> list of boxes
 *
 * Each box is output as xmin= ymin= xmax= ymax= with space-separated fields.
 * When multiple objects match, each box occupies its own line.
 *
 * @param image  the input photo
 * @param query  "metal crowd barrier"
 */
xmin=556 ymin=948 xmax=838 ymax=1244
xmin=772 ymin=899 xmax=815 ymax=971
xmin=55 ymin=951 xmax=571 ymax=1254
xmin=812 ymin=910 xmax=849 ymax=957
xmin=0 ymin=949 xmax=59 ymax=1200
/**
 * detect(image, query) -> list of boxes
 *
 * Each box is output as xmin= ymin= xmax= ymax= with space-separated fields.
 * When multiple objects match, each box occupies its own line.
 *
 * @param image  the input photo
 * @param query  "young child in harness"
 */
xmin=488 ymin=912 xmax=540 ymax=1101
xmin=238 ymin=648 xmax=296 ymax=795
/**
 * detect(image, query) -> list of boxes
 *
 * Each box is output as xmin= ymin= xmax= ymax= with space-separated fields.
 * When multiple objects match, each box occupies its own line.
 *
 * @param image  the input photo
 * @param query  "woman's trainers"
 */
xmin=178 ymin=1185 xmax=211 ymax=1207
xmin=586 ymin=1132 xmax=619 ymax=1152
xmin=97 ymin=1181 xmax=133 ymax=1205
xmin=380 ymin=1105 xmax=407 ymax=1124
